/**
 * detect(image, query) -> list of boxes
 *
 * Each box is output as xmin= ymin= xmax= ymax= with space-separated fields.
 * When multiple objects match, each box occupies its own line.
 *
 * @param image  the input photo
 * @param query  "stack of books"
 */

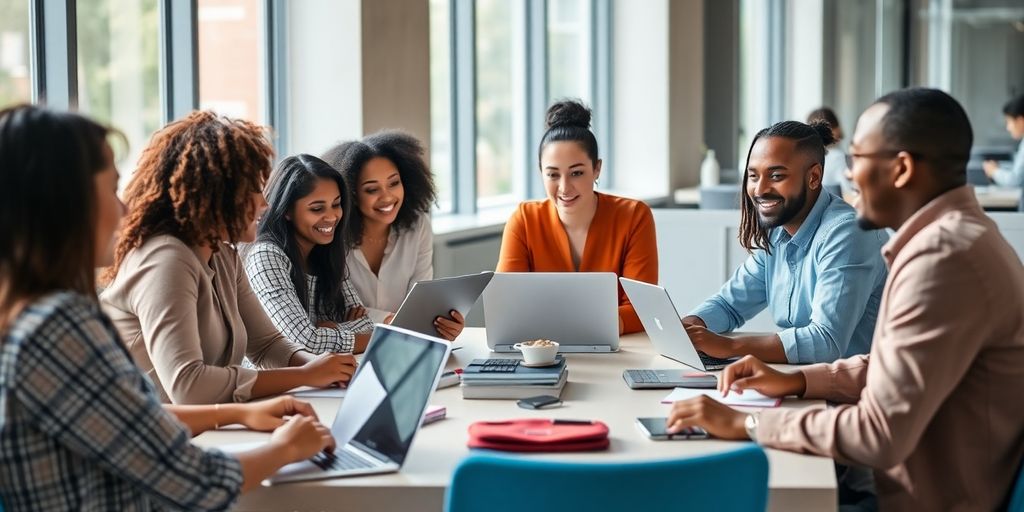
xmin=421 ymin=405 xmax=446 ymax=425
xmin=460 ymin=357 xmax=568 ymax=399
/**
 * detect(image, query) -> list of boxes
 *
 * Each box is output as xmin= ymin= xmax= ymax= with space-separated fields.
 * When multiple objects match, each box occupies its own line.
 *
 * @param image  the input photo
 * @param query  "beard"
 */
xmin=857 ymin=215 xmax=883 ymax=231
xmin=755 ymin=186 xmax=808 ymax=229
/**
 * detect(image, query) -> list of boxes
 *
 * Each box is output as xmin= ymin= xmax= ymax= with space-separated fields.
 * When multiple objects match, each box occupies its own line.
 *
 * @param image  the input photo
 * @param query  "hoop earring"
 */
xmin=594 ymin=179 xmax=600 ymax=187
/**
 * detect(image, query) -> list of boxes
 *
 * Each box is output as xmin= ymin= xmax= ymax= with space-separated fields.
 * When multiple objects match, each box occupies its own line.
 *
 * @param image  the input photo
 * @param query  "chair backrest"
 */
xmin=1007 ymin=457 xmax=1024 ymax=511
xmin=445 ymin=445 xmax=769 ymax=512
xmin=699 ymin=184 xmax=742 ymax=210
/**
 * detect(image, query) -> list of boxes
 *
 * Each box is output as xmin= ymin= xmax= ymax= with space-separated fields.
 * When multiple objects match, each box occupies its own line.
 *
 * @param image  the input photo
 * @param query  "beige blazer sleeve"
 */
xmin=126 ymin=242 xmax=259 ymax=404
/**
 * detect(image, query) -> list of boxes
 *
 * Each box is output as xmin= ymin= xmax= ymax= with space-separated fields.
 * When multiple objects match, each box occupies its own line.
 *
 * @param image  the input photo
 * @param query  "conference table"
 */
xmin=194 ymin=328 xmax=837 ymax=511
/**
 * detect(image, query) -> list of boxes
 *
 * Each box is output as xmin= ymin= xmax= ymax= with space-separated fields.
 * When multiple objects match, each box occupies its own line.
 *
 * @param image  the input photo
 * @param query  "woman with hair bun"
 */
xmin=496 ymin=99 xmax=658 ymax=335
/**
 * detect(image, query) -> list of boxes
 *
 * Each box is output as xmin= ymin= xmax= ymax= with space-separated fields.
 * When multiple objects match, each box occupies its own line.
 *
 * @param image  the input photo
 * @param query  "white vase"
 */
xmin=700 ymin=149 xmax=720 ymax=187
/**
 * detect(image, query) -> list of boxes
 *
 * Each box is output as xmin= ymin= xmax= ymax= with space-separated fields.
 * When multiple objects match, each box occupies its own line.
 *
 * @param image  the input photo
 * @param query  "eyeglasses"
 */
xmin=845 ymin=149 xmax=923 ymax=170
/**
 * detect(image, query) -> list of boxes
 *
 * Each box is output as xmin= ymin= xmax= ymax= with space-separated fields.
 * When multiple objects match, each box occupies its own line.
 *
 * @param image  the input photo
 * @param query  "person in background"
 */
xmin=322 ymin=131 xmax=464 ymax=341
xmin=682 ymin=120 xmax=888 ymax=364
xmin=806 ymin=106 xmax=850 ymax=194
xmin=983 ymin=94 xmax=1024 ymax=187
xmin=666 ymin=88 xmax=1024 ymax=511
xmin=100 ymin=111 xmax=357 ymax=404
xmin=496 ymin=99 xmax=658 ymax=335
xmin=245 ymin=154 xmax=375 ymax=354
xmin=0 ymin=105 xmax=335 ymax=511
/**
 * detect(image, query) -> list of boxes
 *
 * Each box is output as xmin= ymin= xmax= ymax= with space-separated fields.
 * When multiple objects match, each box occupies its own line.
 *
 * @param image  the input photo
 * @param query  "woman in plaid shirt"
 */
xmin=0 ymin=105 xmax=335 ymax=510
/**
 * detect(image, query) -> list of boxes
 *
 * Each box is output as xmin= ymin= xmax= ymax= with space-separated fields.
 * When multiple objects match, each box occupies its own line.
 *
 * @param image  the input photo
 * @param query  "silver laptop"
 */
xmin=619 ymin=277 xmax=737 ymax=372
xmin=483 ymin=272 xmax=620 ymax=353
xmin=391 ymin=271 xmax=494 ymax=336
xmin=266 ymin=324 xmax=451 ymax=484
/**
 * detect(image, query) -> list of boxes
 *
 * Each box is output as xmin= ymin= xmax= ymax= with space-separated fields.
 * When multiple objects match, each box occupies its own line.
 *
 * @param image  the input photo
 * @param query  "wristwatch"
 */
xmin=744 ymin=412 xmax=761 ymax=442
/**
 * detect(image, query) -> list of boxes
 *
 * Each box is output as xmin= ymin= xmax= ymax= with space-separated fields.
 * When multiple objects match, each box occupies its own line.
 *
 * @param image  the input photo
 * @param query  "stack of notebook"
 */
xmin=460 ymin=357 xmax=568 ymax=399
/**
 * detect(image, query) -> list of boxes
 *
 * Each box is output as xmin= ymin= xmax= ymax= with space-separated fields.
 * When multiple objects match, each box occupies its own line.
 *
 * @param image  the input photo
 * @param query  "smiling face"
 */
xmin=540 ymin=141 xmax=601 ymax=215
xmin=94 ymin=144 xmax=124 ymax=267
xmin=848 ymin=103 xmax=900 ymax=231
xmin=288 ymin=177 xmax=343 ymax=251
xmin=744 ymin=137 xmax=820 ymax=230
xmin=357 ymin=156 xmax=404 ymax=229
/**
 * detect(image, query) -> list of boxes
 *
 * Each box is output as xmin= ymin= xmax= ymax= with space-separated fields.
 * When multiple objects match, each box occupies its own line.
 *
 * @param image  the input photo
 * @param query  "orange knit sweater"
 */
xmin=496 ymin=192 xmax=659 ymax=334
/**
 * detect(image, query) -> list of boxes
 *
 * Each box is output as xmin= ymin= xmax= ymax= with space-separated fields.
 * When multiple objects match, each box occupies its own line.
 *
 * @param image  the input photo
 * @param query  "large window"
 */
xmin=430 ymin=0 xmax=454 ymax=212
xmin=77 ymin=0 xmax=161 ymax=190
xmin=475 ymin=0 xmax=527 ymax=209
xmin=0 ymin=0 xmax=31 ymax=108
xmin=547 ymin=0 xmax=592 ymax=103
xmin=197 ymin=0 xmax=265 ymax=122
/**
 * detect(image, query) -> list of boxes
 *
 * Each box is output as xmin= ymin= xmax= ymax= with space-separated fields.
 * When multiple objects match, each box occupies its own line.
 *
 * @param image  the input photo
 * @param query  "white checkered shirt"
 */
xmin=244 ymin=241 xmax=374 ymax=354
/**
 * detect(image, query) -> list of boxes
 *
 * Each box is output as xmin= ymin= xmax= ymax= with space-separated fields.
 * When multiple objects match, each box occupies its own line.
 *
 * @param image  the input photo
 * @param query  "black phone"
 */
xmin=516 ymin=395 xmax=563 ymax=410
xmin=635 ymin=417 xmax=709 ymax=440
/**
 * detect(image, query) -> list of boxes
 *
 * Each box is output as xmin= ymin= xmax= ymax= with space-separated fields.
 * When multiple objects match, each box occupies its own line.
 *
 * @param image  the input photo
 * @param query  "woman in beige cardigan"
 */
xmin=100 ymin=111 xmax=357 ymax=404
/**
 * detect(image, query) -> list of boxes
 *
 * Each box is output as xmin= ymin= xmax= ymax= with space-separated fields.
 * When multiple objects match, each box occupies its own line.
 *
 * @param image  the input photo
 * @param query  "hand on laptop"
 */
xmin=433 ymin=309 xmax=465 ymax=341
xmin=718 ymin=355 xmax=807 ymax=399
xmin=301 ymin=353 xmax=358 ymax=388
xmin=683 ymin=324 xmax=737 ymax=359
xmin=270 ymin=414 xmax=336 ymax=462
xmin=681 ymin=315 xmax=706 ymax=328
xmin=238 ymin=395 xmax=320 ymax=431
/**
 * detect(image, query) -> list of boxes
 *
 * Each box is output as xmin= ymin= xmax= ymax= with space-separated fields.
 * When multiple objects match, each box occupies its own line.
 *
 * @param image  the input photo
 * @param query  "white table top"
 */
xmin=194 ymin=328 xmax=837 ymax=511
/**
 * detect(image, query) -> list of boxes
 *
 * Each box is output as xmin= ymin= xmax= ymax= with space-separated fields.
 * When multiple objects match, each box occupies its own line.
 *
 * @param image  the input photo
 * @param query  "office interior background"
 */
xmin=1 ymin=0 xmax=1022 ymax=325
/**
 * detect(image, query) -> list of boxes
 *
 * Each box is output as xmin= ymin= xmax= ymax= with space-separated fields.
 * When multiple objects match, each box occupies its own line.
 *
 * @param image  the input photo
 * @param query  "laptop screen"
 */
xmin=342 ymin=326 xmax=448 ymax=465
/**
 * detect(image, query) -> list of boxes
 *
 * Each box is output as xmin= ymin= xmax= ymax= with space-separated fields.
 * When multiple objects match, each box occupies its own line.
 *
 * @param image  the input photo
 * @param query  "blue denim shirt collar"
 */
xmin=769 ymin=190 xmax=833 ymax=250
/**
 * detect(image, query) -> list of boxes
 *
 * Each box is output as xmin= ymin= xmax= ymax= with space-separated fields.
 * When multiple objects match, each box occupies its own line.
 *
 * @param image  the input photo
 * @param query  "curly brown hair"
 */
xmin=104 ymin=110 xmax=273 ymax=282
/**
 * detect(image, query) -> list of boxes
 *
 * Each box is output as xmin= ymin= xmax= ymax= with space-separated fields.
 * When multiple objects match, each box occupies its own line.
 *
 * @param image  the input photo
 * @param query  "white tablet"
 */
xmin=390 ymin=271 xmax=494 ymax=336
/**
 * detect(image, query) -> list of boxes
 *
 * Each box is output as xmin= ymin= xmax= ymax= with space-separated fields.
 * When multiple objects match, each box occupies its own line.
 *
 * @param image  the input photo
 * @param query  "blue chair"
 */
xmin=445 ymin=445 xmax=769 ymax=512
xmin=1008 ymin=458 xmax=1024 ymax=511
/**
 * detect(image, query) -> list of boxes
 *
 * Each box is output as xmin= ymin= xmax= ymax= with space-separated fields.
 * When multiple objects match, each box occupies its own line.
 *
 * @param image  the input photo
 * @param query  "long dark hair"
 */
xmin=321 ymin=130 xmax=436 ymax=249
xmin=738 ymin=120 xmax=835 ymax=254
xmin=257 ymin=154 xmax=351 ymax=319
xmin=0 ymin=105 xmax=113 ymax=328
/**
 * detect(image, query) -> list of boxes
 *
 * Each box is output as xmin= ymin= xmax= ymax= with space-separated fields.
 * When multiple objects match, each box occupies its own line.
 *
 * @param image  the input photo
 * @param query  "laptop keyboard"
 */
xmin=698 ymin=351 xmax=736 ymax=369
xmin=477 ymin=359 xmax=521 ymax=373
xmin=312 ymin=449 xmax=376 ymax=472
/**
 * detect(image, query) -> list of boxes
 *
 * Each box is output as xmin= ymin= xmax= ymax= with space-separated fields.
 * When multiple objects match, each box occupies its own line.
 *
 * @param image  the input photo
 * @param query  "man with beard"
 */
xmin=665 ymin=88 xmax=1024 ymax=510
xmin=682 ymin=120 xmax=888 ymax=364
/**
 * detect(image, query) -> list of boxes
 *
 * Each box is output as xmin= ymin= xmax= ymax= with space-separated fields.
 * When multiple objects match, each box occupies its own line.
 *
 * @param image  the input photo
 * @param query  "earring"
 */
xmin=594 ymin=179 xmax=600 ymax=187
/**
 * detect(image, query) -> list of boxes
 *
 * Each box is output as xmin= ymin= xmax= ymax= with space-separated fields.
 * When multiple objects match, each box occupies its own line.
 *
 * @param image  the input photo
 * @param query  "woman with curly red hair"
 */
xmin=100 ymin=111 xmax=357 ymax=404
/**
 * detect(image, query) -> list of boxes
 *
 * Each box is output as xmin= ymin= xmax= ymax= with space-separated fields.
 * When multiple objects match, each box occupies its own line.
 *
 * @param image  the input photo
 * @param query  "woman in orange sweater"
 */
xmin=496 ymin=100 xmax=658 ymax=334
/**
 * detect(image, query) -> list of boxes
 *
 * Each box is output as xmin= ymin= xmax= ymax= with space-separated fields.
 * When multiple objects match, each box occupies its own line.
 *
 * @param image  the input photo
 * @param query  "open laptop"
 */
xmin=619 ymin=277 xmax=738 ymax=375
xmin=266 ymin=324 xmax=451 ymax=484
xmin=483 ymin=272 xmax=620 ymax=353
xmin=390 ymin=271 xmax=494 ymax=336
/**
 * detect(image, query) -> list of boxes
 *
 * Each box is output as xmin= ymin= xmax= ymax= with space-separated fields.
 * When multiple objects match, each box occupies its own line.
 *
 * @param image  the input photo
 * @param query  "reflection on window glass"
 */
xmin=475 ymin=0 xmax=526 ymax=208
xmin=198 ymin=0 xmax=264 ymax=122
xmin=547 ymin=0 xmax=591 ymax=104
xmin=429 ymin=0 xmax=453 ymax=212
xmin=77 ymin=0 xmax=162 ymax=191
xmin=0 ymin=0 xmax=31 ymax=108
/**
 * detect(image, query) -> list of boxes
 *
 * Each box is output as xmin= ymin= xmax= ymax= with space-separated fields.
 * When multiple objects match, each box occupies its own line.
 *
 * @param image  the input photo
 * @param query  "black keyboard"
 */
xmin=312 ymin=449 xmax=376 ymax=472
xmin=477 ymin=358 xmax=521 ymax=373
xmin=698 ymin=351 xmax=736 ymax=370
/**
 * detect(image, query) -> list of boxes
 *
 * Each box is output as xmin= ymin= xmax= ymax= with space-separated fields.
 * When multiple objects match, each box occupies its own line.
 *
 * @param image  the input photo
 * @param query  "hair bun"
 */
xmin=545 ymin=100 xmax=592 ymax=131
xmin=808 ymin=120 xmax=836 ymax=147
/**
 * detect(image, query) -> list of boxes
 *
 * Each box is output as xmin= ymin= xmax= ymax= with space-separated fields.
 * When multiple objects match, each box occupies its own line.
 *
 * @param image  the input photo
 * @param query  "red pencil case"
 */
xmin=467 ymin=419 xmax=610 ymax=452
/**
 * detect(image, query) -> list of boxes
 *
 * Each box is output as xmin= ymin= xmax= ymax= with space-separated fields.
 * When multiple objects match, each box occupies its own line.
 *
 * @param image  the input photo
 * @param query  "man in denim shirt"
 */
xmin=683 ymin=120 xmax=888 ymax=364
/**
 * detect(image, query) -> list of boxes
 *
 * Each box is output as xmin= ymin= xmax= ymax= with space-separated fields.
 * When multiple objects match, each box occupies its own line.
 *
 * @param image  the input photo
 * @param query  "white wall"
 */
xmin=286 ymin=0 xmax=363 ymax=155
xmin=610 ymin=0 xmax=669 ymax=196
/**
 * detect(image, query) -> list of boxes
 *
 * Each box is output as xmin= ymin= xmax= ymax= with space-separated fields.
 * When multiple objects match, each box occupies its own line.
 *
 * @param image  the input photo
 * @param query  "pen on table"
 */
xmin=552 ymin=419 xmax=594 ymax=425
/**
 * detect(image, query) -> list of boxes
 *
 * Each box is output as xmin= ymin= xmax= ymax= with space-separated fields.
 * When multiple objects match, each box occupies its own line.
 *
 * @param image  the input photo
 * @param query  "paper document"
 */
xmin=660 ymin=387 xmax=781 ymax=408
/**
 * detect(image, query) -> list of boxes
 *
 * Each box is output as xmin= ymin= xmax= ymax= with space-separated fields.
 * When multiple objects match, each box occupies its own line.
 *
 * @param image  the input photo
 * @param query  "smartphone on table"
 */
xmin=635 ymin=417 xmax=708 ymax=440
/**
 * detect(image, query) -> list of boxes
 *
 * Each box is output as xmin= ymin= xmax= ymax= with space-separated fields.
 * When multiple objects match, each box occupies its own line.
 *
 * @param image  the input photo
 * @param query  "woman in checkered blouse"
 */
xmin=245 ymin=154 xmax=377 ymax=354
xmin=0 ymin=105 xmax=335 ymax=510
